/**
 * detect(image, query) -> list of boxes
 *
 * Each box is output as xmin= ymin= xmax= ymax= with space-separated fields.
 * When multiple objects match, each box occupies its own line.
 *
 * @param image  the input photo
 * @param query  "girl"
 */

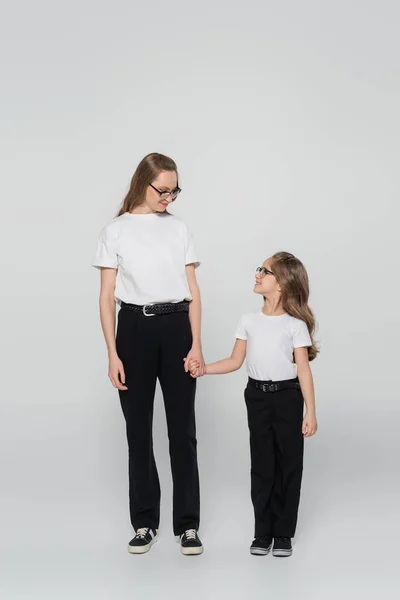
xmin=93 ymin=153 xmax=205 ymax=556
xmin=188 ymin=251 xmax=318 ymax=557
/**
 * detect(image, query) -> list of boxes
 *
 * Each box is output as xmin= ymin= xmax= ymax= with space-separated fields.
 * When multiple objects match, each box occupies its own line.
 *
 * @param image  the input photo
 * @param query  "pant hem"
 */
xmin=133 ymin=524 xmax=159 ymax=532
xmin=174 ymin=524 xmax=200 ymax=537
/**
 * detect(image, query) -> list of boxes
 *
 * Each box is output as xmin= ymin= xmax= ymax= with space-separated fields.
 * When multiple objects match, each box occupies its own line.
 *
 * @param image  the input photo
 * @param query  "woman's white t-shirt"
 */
xmin=92 ymin=212 xmax=200 ymax=305
xmin=236 ymin=310 xmax=312 ymax=382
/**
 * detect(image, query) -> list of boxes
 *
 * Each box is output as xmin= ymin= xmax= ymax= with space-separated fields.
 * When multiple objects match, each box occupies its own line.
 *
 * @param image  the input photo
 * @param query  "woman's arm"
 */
xmin=184 ymin=264 xmax=205 ymax=375
xmin=99 ymin=268 xmax=127 ymax=391
xmin=294 ymin=347 xmax=317 ymax=437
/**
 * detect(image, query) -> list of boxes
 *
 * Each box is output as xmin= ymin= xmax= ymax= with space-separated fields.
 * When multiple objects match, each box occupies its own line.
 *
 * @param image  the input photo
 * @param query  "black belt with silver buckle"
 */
xmin=120 ymin=300 xmax=190 ymax=317
xmin=248 ymin=377 xmax=301 ymax=393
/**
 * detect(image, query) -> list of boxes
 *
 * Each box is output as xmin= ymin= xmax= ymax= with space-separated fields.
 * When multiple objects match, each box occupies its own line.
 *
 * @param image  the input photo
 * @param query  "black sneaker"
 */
xmin=250 ymin=535 xmax=273 ymax=556
xmin=128 ymin=528 xmax=157 ymax=554
xmin=180 ymin=529 xmax=203 ymax=555
xmin=272 ymin=537 xmax=293 ymax=557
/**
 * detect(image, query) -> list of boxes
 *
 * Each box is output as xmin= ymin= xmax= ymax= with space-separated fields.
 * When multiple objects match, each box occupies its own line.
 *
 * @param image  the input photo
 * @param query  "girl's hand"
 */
xmin=184 ymin=344 xmax=205 ymax=376
xmin=184 ymin=358 xmax=201 ymax=378
xmin=302 ymin=413 xmax=318 ymax=437
xmin=108 ymin=353 xmax=128 ymax=390
xmin=190 ymin=359 xmax=201 ymax=378
xmin=184 ymin=358 xmax=202 ymax=378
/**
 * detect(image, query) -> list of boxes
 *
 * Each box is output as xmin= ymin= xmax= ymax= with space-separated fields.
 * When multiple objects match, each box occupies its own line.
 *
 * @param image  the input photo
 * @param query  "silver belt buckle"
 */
xmin=143 ymin=303 xmax=156 ymax=317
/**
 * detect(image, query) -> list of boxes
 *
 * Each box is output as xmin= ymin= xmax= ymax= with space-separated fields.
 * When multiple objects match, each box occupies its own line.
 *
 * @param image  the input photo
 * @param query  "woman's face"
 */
xmin=144 ymin=170 xmax=179 ymax=213
xmin=254 ymin=258 xmax=281 ymax=296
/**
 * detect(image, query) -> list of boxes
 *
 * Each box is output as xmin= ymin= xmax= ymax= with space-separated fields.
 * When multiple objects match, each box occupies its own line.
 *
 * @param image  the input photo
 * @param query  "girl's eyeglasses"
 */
xmin=256 ymin=266 xmax=274 ymax=278
xmin=149 ymin=183 xmax=182 ymax=202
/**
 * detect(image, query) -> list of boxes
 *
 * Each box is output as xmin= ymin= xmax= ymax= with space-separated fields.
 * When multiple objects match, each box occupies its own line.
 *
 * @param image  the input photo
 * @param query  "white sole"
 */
xmin=180 ymin=545 xmax=203 ymax=555
xmin=128 ymin=535 xmax=158 ymax=554
xmin=250 ymin=545 xmax=272 ymax=556
xmin=272 ymin=548 xmax=293 ymax=557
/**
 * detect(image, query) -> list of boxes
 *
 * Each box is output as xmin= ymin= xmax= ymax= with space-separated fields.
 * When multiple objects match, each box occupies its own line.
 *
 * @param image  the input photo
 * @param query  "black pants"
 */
xmin=116 ymin=308 xmax=200 ymax=536
xmin=245 ymin=379 xmax=304 ymax=538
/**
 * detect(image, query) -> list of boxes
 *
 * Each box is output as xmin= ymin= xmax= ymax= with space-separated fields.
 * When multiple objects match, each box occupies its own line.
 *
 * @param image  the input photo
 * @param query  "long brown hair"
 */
xmin=271 ymin=251 xmax=319 ymax=361
xmin=116 ymin=153 xmax=179 ymax=216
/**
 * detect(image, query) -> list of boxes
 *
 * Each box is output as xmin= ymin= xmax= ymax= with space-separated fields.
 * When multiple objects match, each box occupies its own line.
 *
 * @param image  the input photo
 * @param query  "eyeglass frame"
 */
xmin=256 ymin=266 xmax=275 ymax=278
xmin=149 ymin=182 xmax=182 ymax=201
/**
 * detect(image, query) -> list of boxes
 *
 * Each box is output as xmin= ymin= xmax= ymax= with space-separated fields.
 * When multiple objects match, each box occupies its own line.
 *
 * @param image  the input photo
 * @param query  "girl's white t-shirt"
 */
xmin=236 ymin=310 xmax=312 ymax=382
xmin=92 ymin=212 xmax=200 ymax=305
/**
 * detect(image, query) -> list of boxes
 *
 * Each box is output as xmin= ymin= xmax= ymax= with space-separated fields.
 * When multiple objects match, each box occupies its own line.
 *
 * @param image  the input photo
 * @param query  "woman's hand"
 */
xmin=186 ymin=359 xmax=201 ymax=378
xmin=184 ymin=344 xmax=205 ymax=377
xmin=302 ymin=412 xmax=318 ymax=437
xmin=108 ymin=353 xmax=128 ymax=391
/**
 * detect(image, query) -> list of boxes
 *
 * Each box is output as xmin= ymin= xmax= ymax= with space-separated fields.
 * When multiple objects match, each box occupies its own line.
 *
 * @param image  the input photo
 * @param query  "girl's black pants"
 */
xmin=245 ymin=379 xmax=304 ymax=538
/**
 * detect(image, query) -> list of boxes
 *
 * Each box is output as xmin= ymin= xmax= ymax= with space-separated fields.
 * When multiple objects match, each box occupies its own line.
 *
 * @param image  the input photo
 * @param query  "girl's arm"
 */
xmin=294 ymin=347 xmax=317 ymax=437
xmin=184 ymin=264 xmax=205 ymax=375
xmin=198 ymin=339 xmax=247 ymax=375
xmin=99 ymin=268 xmax=127 ymax=391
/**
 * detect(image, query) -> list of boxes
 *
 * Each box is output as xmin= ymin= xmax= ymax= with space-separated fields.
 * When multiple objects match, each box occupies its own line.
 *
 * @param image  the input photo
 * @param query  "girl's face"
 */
xmin=144 ymin=170 xmax=180 ymax=213
xmin=254 ymin=258 xmax=281 ymax=296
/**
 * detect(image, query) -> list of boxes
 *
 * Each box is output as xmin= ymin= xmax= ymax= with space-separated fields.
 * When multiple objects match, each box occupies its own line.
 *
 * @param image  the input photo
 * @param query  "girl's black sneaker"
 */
xmin=272 ymin=537 xmax=293 ymax=557
xmin=250 ymin=535 xmax=273 ymax=555
xmin=180 ymin=529 xmax=203 ymax=555
xmin=128 ymin=528 xmax=157 ymax=554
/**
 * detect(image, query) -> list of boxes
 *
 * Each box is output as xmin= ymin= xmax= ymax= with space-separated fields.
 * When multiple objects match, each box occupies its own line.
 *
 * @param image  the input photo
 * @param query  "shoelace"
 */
xmin=136 ymin=528 xmax=150 ymax=539
xmin=183 ymin=529 xmax=197 ymax=541
xmin=275 ymin=537 xmax=289 ymax=544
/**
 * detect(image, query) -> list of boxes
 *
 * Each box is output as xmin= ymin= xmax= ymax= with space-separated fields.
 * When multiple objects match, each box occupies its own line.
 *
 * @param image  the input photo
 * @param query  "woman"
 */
xmin=92 ymin=153 xmax=205 ymax=555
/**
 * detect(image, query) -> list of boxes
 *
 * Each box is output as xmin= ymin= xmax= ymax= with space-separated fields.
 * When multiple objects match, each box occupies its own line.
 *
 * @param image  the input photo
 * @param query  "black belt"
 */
xmin=120 ymin=300 xmax=190 ymax=317
xmin=248 ymin=377 xmax=301 ymax=393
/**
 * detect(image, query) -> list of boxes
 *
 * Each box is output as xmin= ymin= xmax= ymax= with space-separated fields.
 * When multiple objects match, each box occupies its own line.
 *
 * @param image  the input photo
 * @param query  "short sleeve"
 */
xmin=292 ymin=318 xmax=312 ymax=348
xmin=184 ymin=223 xmax=200 ymax=269
xmin=92 ymin=220 xmax=119 ymax=269
xmin=235 ymin=314 xmax=248 ymax=340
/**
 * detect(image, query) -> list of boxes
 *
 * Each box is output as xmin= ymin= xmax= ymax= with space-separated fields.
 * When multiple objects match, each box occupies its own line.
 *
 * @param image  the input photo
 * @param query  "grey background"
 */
xmin=1 ymin=0 xmax=399 ymax=598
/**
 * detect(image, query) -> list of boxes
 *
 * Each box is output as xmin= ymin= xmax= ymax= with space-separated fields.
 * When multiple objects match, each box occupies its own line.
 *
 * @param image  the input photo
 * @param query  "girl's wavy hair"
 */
xmin=116 ymin=153 xmax=178 ymax=217
xmin=271 ymin=251 xmax=319 ymax=361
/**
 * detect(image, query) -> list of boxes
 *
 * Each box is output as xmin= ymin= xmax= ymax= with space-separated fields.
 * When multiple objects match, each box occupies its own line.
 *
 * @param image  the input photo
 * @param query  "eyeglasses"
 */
xmin=149 ymin=183 xmax=181 ymax=201
xmin=256 ymin=266 xmax=274 ymax=278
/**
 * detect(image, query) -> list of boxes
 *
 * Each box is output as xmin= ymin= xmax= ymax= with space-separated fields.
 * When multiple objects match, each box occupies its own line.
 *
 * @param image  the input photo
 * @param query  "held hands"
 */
xmin=183 ymin=344 xmax=205 ymax=378
xmin=184 ymin=358 xmax=203 ymax=378
xmin=302 ymin=412 xmax=318 ymax=437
